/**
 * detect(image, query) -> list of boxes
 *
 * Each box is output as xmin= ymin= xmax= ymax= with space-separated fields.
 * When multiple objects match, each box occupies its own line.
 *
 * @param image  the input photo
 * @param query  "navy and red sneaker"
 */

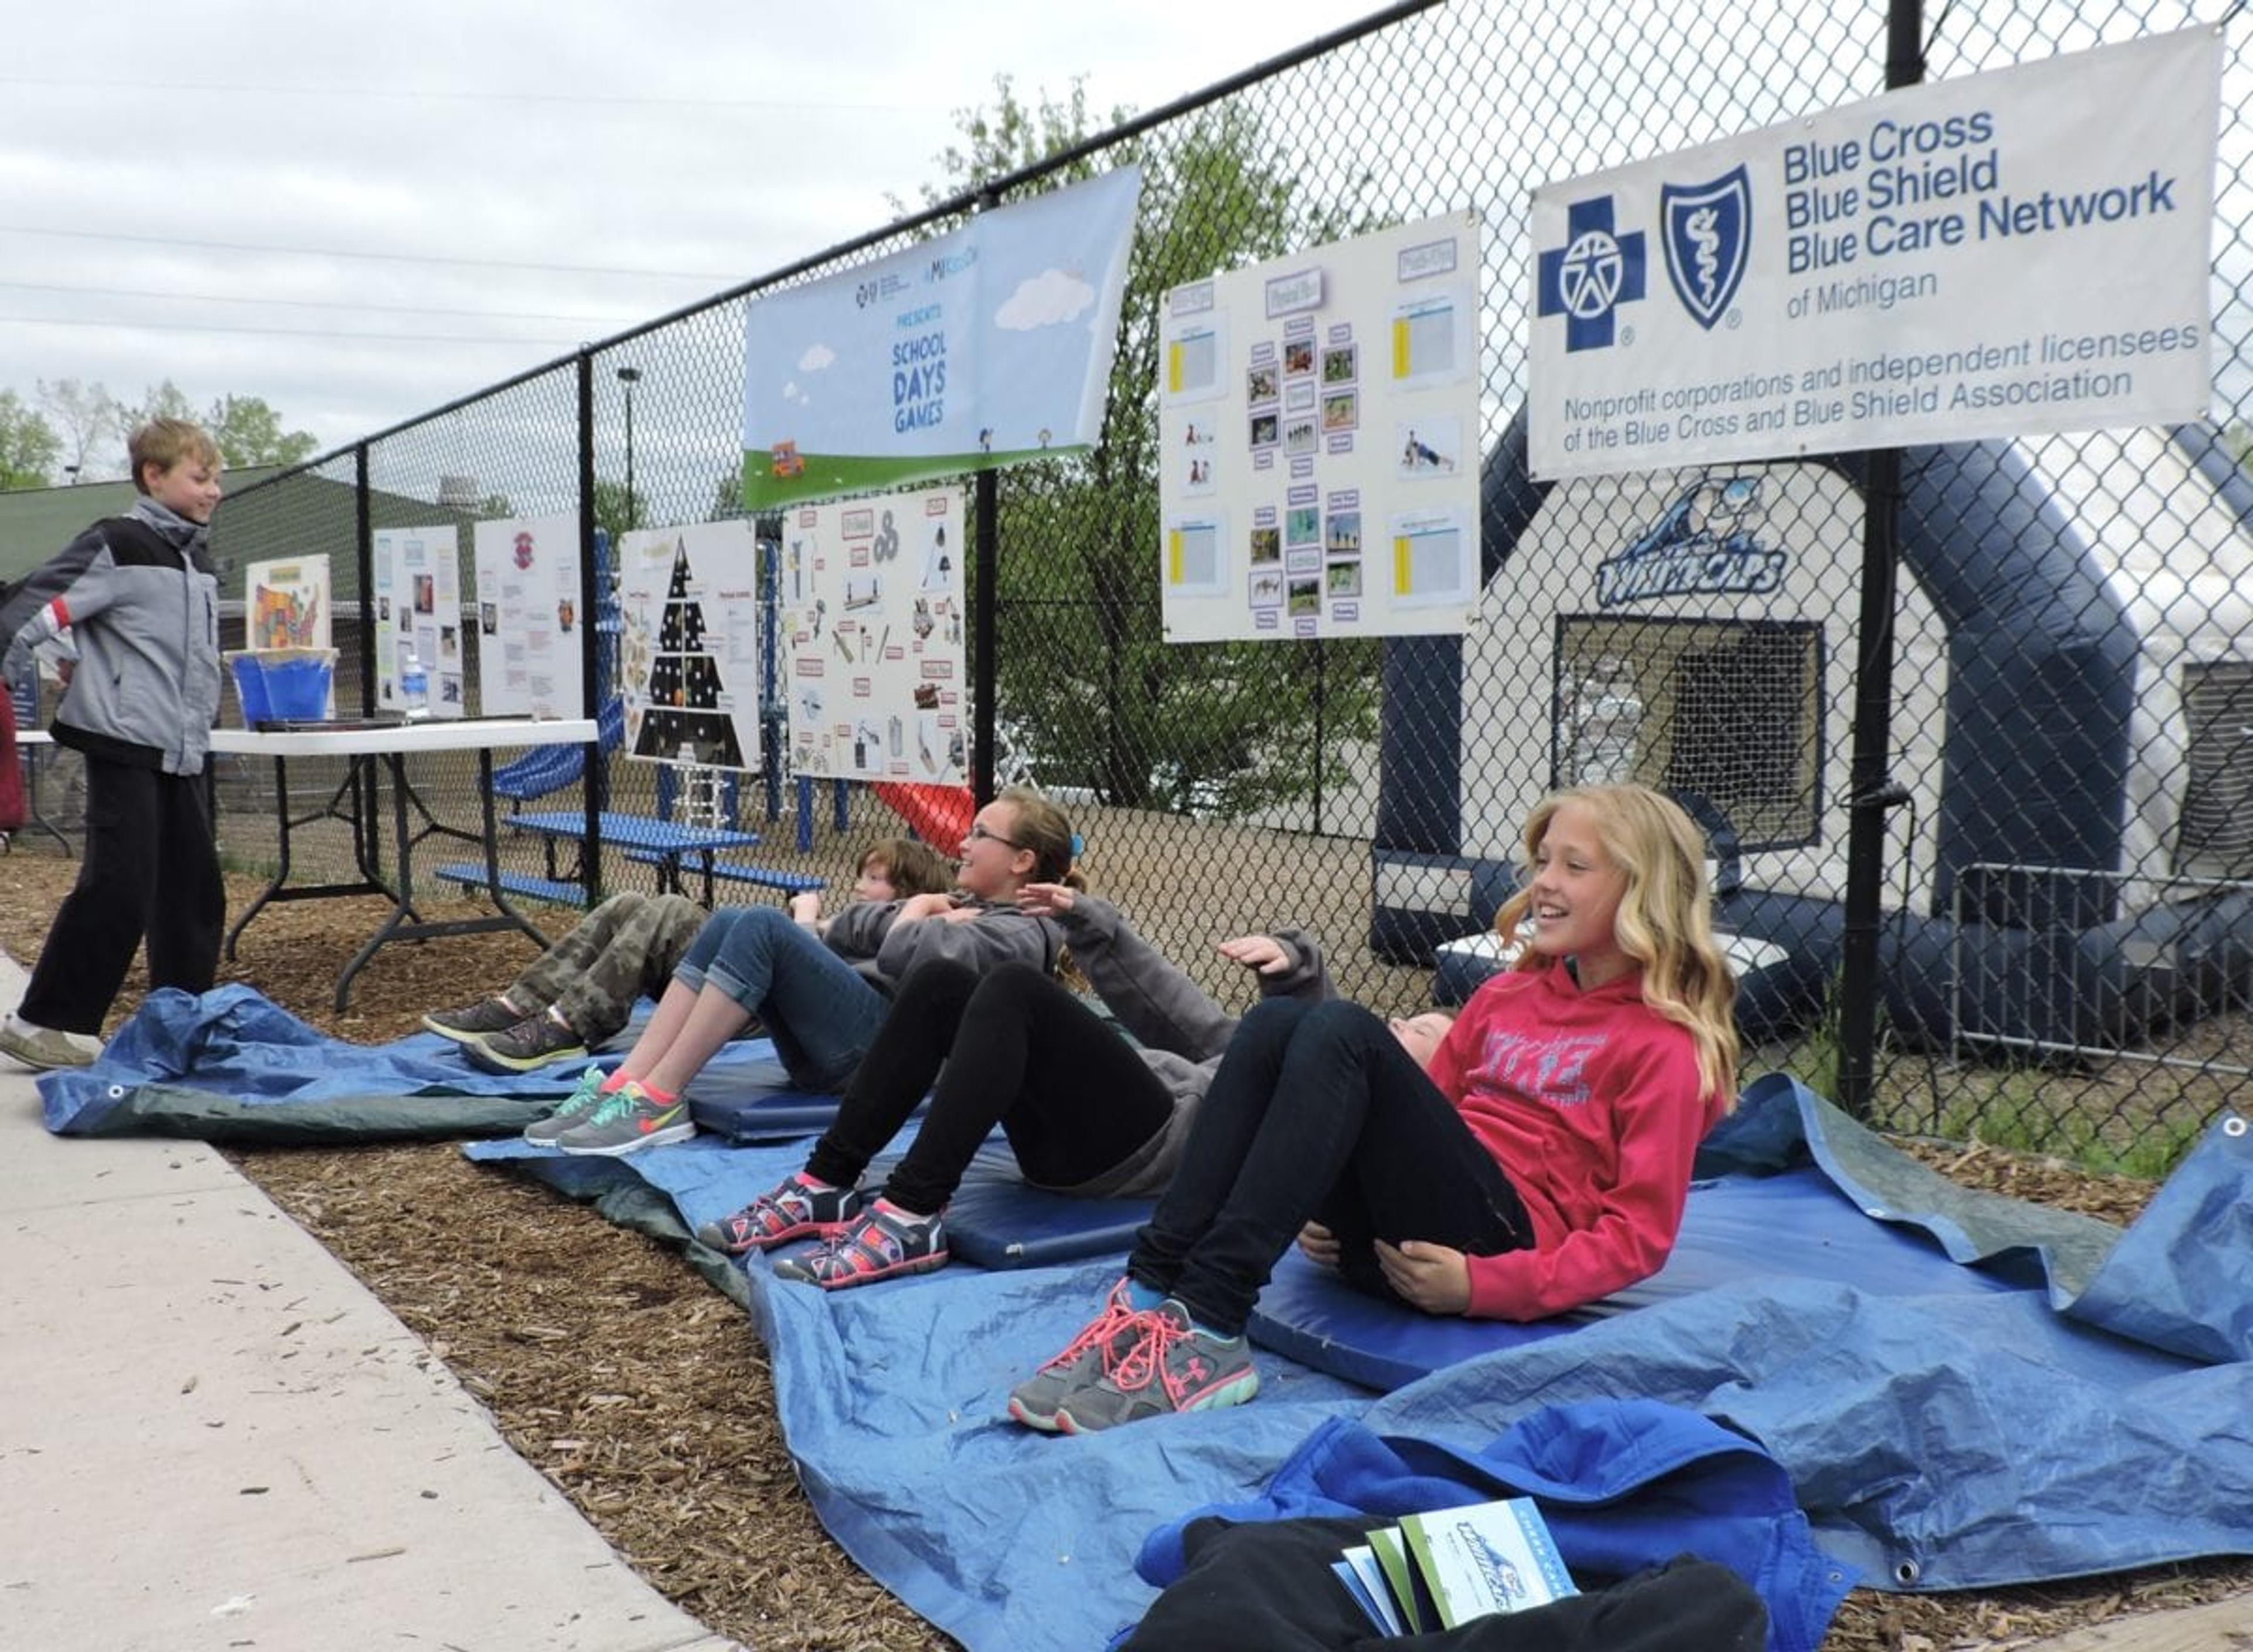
xmin=772 ymin=1200 xmax=948 ymax=1289
xmin=694 ymin=1173 xmax=868 ymax=1255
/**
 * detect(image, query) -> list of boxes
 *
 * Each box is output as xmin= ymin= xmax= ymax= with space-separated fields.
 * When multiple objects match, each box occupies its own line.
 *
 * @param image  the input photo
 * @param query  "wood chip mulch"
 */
xmin=2 ymin=848 xmax=2245 ymax=1650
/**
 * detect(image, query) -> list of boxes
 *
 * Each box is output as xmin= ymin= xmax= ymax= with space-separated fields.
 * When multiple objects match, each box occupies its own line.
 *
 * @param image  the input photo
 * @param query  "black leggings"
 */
xmin=806 ymin=958 xmax=1177 ymax=1216
xmin=1128 ymin=996 xmax=1530 ymax=1337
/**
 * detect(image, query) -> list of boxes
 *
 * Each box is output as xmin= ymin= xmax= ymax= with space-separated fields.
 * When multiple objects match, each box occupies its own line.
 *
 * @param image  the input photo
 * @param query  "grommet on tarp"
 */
xmin=2224 ymin=1115 xmax=2247 ymax=1139
xmin=1893 ymin=1558 xmax=1922 ymax=1586
xmin=107 ymin=1084 xmax=127 ymax=1100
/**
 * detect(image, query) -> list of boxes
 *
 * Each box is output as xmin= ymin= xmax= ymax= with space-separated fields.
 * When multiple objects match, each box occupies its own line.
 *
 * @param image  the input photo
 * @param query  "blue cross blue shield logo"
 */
xmin=1660 ymin=166 xmax=1751 ymax=330
xmin=1536 ymin=196 xmax=1646 ymax=352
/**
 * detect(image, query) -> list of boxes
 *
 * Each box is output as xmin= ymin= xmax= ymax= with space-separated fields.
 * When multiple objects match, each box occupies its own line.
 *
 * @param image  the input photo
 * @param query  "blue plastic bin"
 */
xmin=251 ymin=648 xmax=336 ymax=722
xmin=225 ymin=650 xmax=272 ymax=727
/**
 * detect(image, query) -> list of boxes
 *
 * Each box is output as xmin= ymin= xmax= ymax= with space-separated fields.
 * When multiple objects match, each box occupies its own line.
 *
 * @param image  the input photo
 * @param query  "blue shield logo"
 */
xmin=1660 ymin=167 xmax=1751 ymax=330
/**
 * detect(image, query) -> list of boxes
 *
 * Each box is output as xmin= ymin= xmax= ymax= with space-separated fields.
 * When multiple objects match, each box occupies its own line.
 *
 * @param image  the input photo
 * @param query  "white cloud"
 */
xmin=797 ymin=343 xmax=837 ymax=373
xmin=994 ymin=268 xmax=1096 ymax=331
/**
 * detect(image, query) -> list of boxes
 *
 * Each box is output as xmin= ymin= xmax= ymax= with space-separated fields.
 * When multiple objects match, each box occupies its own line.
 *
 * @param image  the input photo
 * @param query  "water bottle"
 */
xmin=401 ymin=652 xmax=429 ymax=720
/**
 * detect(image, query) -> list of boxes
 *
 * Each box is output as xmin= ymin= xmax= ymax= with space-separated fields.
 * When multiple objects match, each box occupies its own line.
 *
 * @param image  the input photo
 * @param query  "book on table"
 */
xmin=1332 ymin=1495 xmax=1577 ymax=1634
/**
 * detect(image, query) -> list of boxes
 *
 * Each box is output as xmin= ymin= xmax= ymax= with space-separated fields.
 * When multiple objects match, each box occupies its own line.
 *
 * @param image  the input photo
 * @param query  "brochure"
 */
xmin=1336 ymin=1496 xmax=1576 ymax=1633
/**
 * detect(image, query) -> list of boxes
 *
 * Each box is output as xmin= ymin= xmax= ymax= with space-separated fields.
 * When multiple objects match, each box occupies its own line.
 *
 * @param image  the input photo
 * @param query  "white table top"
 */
xmin=208 ymin=716 xmax=597 ymax=758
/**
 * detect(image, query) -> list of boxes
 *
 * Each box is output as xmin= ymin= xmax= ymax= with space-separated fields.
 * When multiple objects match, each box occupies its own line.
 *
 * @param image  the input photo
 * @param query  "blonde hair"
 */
xmin=862 ymin=835 xmax=951 ymax=898
xmin=128 ymin=418 xmax=221 ymax=492
xmin=994 ymin=785 xmax=1083 ymax=891
xmin=1492 ymin=784 xmax=1739 ymax=1106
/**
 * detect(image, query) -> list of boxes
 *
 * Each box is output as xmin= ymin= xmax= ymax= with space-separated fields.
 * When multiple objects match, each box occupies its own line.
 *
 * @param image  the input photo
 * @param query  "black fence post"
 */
xmin=972 ymin=185 xmax=1003 ymax=810
xmin=576 ymin=351 xmax=606 ymax=901
xmin=1835 ymin=0 xmax=1925 ymax=1118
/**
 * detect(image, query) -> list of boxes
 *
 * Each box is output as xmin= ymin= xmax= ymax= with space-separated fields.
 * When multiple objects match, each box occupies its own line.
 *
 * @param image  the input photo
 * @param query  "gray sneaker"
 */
xmin=0 ymin=1019 xmax=99 ymax=1071
xmin=423 ymin=997 xmax=524 ymax=1042
xmin=1007 ymin=1278 xmax=1149 ymax=1431
xmin=1050 ymin=1299 xmax=1259 ymax=1435
xmin=523 ymin=1067 xmax=615 ymax=1145
xmin=466 ymin=1012 xmax=589 ymax=1074
xmin=553 ymin=1079 xmax=696 ymax=1157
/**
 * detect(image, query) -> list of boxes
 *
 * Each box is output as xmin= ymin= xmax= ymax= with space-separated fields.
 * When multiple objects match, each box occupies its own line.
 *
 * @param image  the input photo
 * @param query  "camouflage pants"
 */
xmin=508 ymin=891 xmax=709 ymax=1046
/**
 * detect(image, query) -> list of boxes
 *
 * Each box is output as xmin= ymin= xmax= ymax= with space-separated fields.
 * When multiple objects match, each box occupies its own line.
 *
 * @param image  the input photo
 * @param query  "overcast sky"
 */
xmin=4 ymin=0 xmax=1384 ymax=471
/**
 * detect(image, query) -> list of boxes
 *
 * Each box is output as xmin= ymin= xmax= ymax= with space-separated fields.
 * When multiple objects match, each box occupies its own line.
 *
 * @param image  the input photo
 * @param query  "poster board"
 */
xmin=779 ymin=484 xmax=967 ymax=782
xmin=245 ymin=554 xmax=330 ymax=651
xmin=616 ymin=519 xmax=762 ymax=770
xmin=370 ymin=528 xmax=465 ymax=719
xmin=472 ymin=513 xmax=584 ymax=719
xmin=245 ymin=553 xmax=334 ymax=717
xmin=1158 ymin=211 xmax=1485 ymax=642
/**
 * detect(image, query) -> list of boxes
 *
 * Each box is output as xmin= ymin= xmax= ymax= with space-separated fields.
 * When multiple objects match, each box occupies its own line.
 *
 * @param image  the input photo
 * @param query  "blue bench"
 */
xmin=492 ymin=697 xmax=624 ymax=808
xmin=506 ymin=808 xmax=764 ymax=905
xmin=623 ymin=849 xmax=824 ymax=896
xmin=433 ymin=862 xmax=591 ymax=907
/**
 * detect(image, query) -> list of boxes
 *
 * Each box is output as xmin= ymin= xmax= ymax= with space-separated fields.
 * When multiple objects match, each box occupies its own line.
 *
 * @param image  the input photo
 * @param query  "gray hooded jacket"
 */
xmin=1043 ymin=893 xmax=1334 ymax=1199
xmin=0 ymin=497 xmax=220 ymax=776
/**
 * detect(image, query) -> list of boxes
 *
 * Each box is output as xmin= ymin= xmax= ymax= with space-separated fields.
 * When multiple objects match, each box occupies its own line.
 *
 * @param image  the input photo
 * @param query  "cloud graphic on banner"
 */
xmin=798 ymin=344 xmax=836 ymax=372
xmin=995 ymin=268 xmax=1094 ymax=331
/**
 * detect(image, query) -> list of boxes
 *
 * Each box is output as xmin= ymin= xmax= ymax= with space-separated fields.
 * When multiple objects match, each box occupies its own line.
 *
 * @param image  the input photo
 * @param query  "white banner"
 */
xmin=1529 ymin=28 xmax=2221 ymax=479
xmin=742 ymin=168 xmax=1141 ymax=508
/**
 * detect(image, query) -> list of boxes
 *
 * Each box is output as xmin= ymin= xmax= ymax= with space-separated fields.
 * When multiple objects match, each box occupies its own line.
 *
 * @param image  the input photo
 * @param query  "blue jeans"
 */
xmin=1128 ymin=997 xmax=1530 ymax=1336
xmin=672 ymin=906 xmax=890 ymax=1089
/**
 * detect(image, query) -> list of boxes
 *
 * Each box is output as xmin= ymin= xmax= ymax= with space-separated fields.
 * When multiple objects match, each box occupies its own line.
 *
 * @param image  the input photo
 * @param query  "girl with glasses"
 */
xmin=533 ymin=787 xmax=1077 ymax=1157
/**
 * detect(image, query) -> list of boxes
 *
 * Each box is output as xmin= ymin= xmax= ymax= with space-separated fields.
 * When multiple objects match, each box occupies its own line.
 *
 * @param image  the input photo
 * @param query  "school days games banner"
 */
xmin=1528 ymin=28 xmax=2221 ymax=479
xmin=741 ymin=168 xmax=1142 ymax=508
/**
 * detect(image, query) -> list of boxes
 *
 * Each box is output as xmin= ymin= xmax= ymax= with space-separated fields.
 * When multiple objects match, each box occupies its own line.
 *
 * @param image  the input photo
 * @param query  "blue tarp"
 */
xmin=479 ymin=1074 xmax=2253 ymax=1639
xmin=36 ymin=985 xmax=787 ymax=1140
xmin=44 ymin=990 xmax=2253 ymax=1645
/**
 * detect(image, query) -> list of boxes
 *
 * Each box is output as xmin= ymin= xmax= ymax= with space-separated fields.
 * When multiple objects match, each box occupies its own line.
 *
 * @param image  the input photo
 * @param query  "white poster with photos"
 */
xmin=371 ymin=525 xmax=466 ymax=719
xmin=615 ymin=519 xmax=763 ymax=772
xmin=780 ymin=484 xmax=967 ymax=783
xmin=472 ymin=513 xmax=585 ymax=719
xmin=1158 ymin=211 xmax=1484 ymax=641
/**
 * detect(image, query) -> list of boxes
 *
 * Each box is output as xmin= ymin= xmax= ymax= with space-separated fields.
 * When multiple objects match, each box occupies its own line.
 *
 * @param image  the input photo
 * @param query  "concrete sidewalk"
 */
xmin=0 ymin=951 xmax=739 ymax=1652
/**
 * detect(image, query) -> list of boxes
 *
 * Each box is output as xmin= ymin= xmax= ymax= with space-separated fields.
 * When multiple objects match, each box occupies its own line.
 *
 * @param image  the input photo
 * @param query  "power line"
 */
xmin=0 ymin=277 xmax=640 ymax=326
xmin=0 ymin=223 xmax=739 ymax=282
xmin=0 ymin=73 xmax=949 ymax=115
xmin=0 ymin=313 xmax=580 ymax=346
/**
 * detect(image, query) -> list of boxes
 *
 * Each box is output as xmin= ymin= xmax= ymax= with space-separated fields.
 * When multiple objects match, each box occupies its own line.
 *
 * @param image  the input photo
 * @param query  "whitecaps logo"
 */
xmin=1660 ymin=166 xmax=1751 ymax=330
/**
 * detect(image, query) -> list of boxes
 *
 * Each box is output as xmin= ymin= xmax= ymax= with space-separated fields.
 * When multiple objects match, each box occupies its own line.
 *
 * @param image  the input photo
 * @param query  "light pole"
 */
xmin=615 ymin=365 xmax=641 ymax=531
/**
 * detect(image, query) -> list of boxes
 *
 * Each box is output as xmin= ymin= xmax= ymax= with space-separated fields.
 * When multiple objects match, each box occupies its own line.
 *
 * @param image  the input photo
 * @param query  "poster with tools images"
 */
xmin=780 ymin=483 xmax=966 ymax=782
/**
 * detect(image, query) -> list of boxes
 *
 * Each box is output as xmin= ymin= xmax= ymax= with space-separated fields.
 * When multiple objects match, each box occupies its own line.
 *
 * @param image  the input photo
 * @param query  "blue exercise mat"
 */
xmin=1247 ymin=1162 xmax=2027 ymax=1392
xmin=472 ymin=1133 xmax=1152 ymax=1271
xmin=681 ymin=1055 xmax=855 ymax=1142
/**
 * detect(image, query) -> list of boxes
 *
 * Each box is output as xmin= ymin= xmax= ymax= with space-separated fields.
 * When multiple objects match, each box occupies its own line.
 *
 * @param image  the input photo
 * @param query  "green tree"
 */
xmin=117 ymin=378 xmax=199 ymax=433
xmin=36 ymin=378 xmax=120 ymax=479
xmin=917 ymin=79 xmax=1380 ymax=815
xmin=206 ymin=394 xmax=318 ymax=468
xmin=0 ymin=391 xmax=62 ymax=490
xmin=590 ymin=478 xmax=648 ymax=547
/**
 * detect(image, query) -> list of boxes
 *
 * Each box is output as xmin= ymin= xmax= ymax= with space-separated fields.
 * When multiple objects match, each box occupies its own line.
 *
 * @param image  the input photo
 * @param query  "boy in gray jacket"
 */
xmin=0 ymin=419 xmax=225 ymax=1071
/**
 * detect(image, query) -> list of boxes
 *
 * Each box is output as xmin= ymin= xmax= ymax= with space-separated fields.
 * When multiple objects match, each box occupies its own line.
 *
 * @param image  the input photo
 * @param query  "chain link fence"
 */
xmin=199 ymin=0 xmax=2253 ymax=1171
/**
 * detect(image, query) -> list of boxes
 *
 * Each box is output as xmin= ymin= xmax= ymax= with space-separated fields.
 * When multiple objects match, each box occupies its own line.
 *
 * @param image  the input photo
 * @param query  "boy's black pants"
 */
xmin=20 ymin=755 xmax=224 ymax=1035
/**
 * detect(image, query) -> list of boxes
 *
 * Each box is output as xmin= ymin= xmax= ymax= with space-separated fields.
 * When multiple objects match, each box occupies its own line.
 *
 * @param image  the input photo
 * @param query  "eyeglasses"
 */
xmin=966 ymin=821 xmax=1024 ymax=849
